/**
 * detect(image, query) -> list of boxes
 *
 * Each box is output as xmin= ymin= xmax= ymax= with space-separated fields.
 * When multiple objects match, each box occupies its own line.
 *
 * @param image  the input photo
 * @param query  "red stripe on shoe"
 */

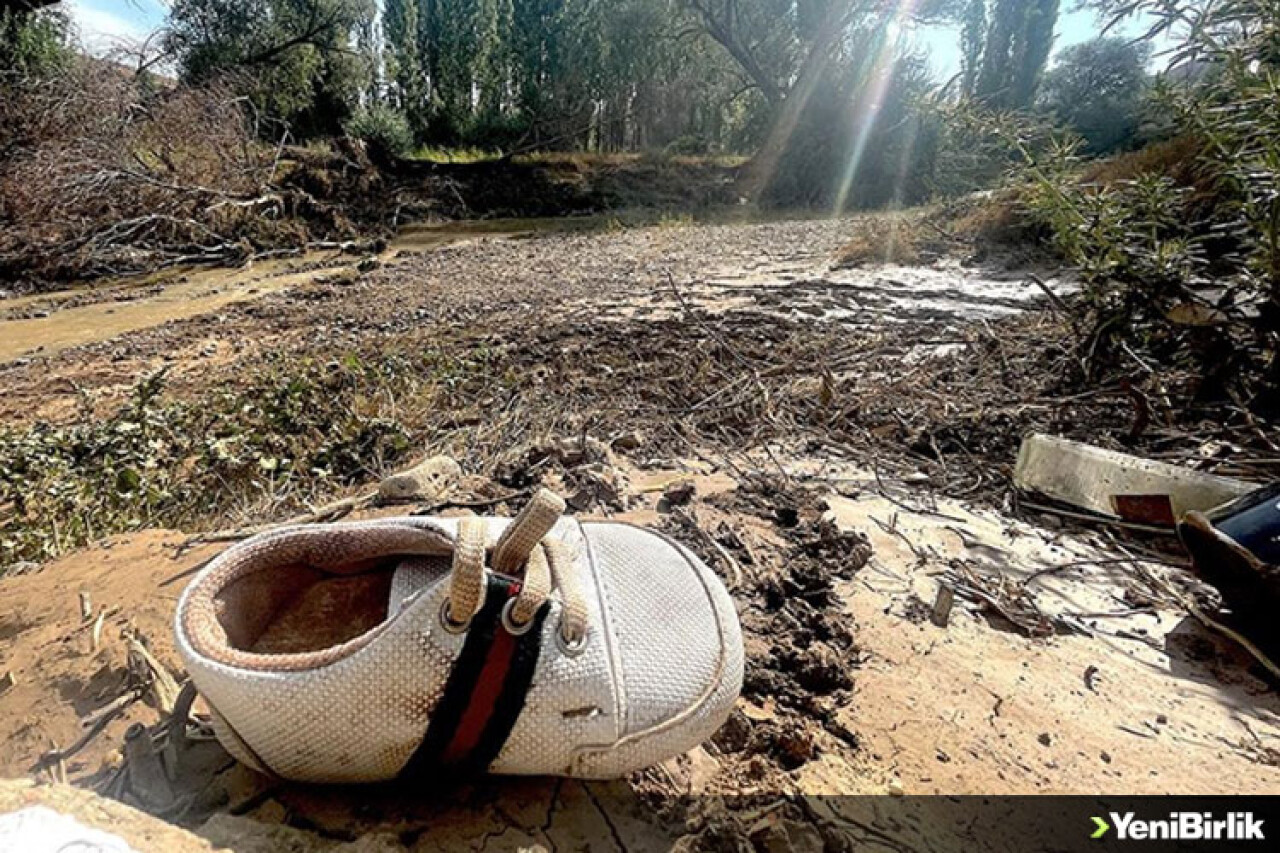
xmin=400 ymin=577 xmax=547 ymax=778
xmin=440 ymin=616 xmax=517 ymax=764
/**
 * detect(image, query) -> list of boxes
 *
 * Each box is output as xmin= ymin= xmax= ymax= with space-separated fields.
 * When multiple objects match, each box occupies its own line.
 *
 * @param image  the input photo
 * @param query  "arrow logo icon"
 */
xmin=1091 ymin=816 xmax=1110 ymax=839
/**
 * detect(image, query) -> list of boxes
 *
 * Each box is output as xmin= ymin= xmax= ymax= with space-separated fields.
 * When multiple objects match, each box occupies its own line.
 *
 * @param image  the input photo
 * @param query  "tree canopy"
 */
xmin=167 ymin=0 xmax=376 ymax=135
xmin=1040 ymin=36 xmax=1150 ymax=153
xmin=6 ymin=0 xmax=1175 ymax=211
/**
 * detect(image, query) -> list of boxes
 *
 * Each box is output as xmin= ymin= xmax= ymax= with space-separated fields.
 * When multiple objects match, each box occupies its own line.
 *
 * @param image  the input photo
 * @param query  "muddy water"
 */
xmin=0 ymin=217 xmax=598 ymax=362
xmin=0 ymin=266 xmax=326 ymax=362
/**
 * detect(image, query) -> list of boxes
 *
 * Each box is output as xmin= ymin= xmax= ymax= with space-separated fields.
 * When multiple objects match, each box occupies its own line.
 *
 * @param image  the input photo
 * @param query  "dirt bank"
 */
xmin=0 ymin=460 xmax=1276 ymax=851
xmin=1 ymin=146 xmax=744 ymax=295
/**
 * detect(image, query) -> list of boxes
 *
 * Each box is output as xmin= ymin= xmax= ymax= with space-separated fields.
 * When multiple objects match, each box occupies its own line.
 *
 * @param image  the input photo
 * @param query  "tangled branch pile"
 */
xmin=0 ymin=62 xmax=375 ymax=288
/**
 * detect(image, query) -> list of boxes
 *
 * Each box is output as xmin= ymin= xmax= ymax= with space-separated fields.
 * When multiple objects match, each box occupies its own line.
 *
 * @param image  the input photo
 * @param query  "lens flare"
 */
xmin=832 ymin=0 xmax=921 ymax=215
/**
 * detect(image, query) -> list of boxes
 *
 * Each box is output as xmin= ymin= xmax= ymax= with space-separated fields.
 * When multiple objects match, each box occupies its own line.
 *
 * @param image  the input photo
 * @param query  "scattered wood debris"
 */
xmin=125 ymin=631 xmax=181 ymax=716
xmin=930 ymin=583 xmax=955 ymax=627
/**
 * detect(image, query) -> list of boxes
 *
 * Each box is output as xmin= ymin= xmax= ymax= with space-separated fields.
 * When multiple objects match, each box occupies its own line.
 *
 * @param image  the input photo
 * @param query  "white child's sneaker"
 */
xmin=175 ymin=489 xmax=743 ymax=782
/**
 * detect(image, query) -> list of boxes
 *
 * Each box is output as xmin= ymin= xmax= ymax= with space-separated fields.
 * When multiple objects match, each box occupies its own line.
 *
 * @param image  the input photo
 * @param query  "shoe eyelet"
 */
xmin=555 ymin=625 xmax=588 ymax=657
xmin=501 ymin=598 xmax=536 ymax=636
xmin=439 ymin=599 xmax=471 ymax=635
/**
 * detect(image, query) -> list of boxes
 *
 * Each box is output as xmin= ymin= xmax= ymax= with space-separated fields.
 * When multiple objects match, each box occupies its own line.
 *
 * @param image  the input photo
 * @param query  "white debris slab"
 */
xmin=0 ymin=806 xmax=138 ymax=853
xmin=1014 ymin=433 xmax=1254 ymax=520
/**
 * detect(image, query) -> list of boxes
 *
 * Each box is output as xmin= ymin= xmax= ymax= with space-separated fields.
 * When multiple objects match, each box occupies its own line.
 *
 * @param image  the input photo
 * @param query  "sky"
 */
xmin=66 ymin=0 xmax=167 ymax=55
xmin=66 ymin=1 xmax=1167 ymax=76
xmin=909 ymin=5 xmax=1174 ymax=81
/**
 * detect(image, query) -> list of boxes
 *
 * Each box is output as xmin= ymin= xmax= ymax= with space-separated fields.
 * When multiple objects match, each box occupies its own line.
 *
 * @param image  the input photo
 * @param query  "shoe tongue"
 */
xmin=387 ymin=556 xmax=451 ymax=617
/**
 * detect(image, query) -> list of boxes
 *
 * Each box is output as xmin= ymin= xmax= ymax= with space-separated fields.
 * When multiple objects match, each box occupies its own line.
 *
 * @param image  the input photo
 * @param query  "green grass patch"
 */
xmin=0 ymin=348 xmax=503 ymax=572
xmin=410 ymin=145 xmax=505 ymax=164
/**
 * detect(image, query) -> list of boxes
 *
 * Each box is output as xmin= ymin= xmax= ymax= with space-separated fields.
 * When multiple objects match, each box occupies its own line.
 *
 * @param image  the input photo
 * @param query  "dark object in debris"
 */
xmin=773 ymin=505 xmax=800 ymax=528
xmin=1181 ymin=482 xmax=1280 ymax=567
xmin=123 ymin=723 xmax=177 ymax=812
xmin=774 ymin=728 xmax=816 ymax=769
xmin=663 ymin=480 xmax=696 ymax=507
xmin=1111 ymin=494 xmax=1177 ymax=526
xmin=930 ymin=584 xmax=954 ymax=628
xmin=1179 ymin=483 xmax=1280 ymax=646
xmin=566 ymin=464 xmax=624 ymax=511
xmin=610 ymin=430 xmax=644 ymax=451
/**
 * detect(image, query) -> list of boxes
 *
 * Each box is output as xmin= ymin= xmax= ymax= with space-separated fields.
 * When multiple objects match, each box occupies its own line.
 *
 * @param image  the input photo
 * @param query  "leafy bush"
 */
xmin=0 ymin=7 xmax=69 ymax=76
xmin=961 ymin=0 xmax=1280 ymax=407
xmin=345 ymin=105 xmax=414 ymax=162
xmin=665 ymin=134 xmax=712 ymax=156
xmin=1039 ymin=37 xmax=1151 ymax=155
xmin=0 ymin=353 xmax=457 ymax=571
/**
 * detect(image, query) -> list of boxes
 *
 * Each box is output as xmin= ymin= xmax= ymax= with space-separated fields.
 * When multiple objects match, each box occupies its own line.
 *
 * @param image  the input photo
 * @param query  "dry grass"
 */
xmin=835 ymin=194 xmax=1046 ymax=268
xmin=1081 ymin=135 xmax=1206 ymax=187
xmin=836 ymin=136 xmax=1215 ymax=272
xmin=835 ymin=211 xmax=931 ymax=266
xmin=411 ymin=145 xmax=504 ymax=164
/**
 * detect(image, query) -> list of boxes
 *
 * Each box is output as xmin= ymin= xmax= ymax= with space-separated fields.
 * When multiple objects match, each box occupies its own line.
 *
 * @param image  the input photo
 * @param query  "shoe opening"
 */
xmin=181 ymin=523 xmax=453 ymax=671
xmin=218 ymin=562 xmax=391 ymax=654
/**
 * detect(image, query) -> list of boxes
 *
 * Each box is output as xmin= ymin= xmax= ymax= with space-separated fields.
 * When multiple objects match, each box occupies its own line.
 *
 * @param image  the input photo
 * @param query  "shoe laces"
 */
xmin=442 ymin=488 xmax=589 ymax=653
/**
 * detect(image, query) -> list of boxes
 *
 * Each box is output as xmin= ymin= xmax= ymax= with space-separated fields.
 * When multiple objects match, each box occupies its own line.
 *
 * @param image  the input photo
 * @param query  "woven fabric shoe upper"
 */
xmin=174 ymin=509 xmax=743 ymax=782
xmin=560 ymin=522 xmax=743 ymax=777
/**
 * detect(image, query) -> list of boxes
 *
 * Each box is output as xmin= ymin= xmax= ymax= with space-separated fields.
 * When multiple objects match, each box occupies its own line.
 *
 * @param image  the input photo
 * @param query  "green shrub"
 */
xmin=344 ymin=105 xmax=414 ymax=162
xmin=665 ymin=134 xmax=711 ymax=157
xmin=0 ymin=355 xmax=443 ymax=571
xmin=0 ymin=7 xmax=70 ymax=76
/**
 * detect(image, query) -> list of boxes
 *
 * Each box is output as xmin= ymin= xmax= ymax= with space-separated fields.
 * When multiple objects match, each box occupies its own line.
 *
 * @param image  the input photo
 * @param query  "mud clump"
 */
xmin=664 ymin=480 xmax=872 ymax=778
xmin=626 ymin=479 xmax=876 ymax=848
xmin=739 ymin=511 xmax=869 ymax=719
xmin=672 ymin=802 xmax=855 ymax=853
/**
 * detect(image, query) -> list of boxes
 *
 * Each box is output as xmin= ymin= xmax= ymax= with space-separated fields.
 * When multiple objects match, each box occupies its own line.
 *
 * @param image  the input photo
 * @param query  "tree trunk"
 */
xmin=975 ymin=0 xmax=1020 ymax=107
xmin=1010 ymin=0 xmax=1059 ymax=108
xmin=737 ymin=2 xmax=863 ymax=203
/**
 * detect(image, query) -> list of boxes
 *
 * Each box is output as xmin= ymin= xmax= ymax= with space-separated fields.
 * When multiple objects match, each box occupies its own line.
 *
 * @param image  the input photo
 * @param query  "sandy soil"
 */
xmin=1 ymin=466 xmax=1277 ymax=850
xmin=0 ymin=216 xmax=1275 ymax=850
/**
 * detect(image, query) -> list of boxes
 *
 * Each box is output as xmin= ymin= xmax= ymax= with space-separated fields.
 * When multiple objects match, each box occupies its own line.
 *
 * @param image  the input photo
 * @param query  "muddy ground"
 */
xmin=0 ymin=216 xmax=1277 ymax=851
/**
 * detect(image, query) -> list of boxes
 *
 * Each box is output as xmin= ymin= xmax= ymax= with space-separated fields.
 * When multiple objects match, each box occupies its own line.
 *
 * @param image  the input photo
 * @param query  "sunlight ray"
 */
xmin=833 ymin=0 xmax=920 ymax=215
